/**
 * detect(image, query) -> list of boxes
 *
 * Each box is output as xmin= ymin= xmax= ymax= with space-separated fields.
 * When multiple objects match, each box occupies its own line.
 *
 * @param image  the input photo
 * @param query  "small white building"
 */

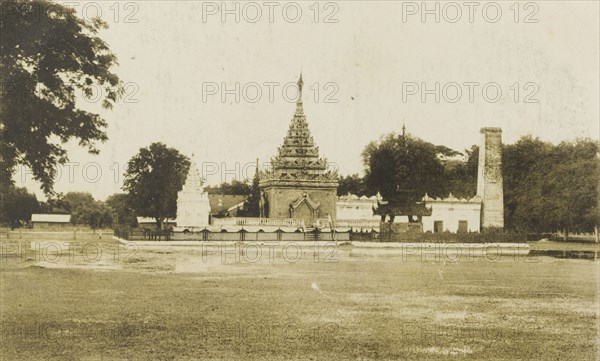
xmin=31 ymin=214 xmax=71 ymax=228
xmin=421 ymin=194 xmax=482 ymax=233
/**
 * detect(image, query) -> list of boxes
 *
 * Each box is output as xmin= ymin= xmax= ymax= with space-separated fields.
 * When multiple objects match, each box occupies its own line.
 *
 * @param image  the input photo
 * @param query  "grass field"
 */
xmin=1 ymin=234 xmax=598 ymax=360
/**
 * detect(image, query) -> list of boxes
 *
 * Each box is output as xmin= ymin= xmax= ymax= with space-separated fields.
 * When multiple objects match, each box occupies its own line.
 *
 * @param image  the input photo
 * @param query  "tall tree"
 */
xmin=105 ymin=193 xmax=137 ymax=227
xmin=444 ymin=145 xmax=478 ymax=199
xmin=502 ymin=137 xmax=599 ymax=234
xmin=0 ymin=0 xmax=122 ymax=194
xmin=40 ymin=194 xmax=70 ymax=214
xmin=62 ymin=192 xmax=95 ymax=212
xmin=123 ymin=143 xmax=190 ymax=229
xmin=240 ymin=160 xmax=260 ymax=217
xmin=362 ymin=132 xmax=453 ymax=205
xmin=0 ymin=185 xmax=39 ymax=228
xmin=71 ymin=200 xmax=113 ymax=230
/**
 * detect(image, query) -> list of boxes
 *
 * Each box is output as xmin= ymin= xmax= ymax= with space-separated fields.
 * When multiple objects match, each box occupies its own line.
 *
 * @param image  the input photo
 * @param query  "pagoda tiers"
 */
xmin=259 ymin=74 xmax=339 ymax=226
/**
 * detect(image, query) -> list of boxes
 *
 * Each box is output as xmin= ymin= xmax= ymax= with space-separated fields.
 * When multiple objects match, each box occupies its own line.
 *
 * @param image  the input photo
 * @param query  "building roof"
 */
xmin=31 ymin=214 xmax=71 ymax=223
xmin=423 ymin=193 xmax=482 ymax=204
xmin=208 ymin=195 xmax=247 ymax=214
xmin=337 ymin=193 xmax=382 ymax=202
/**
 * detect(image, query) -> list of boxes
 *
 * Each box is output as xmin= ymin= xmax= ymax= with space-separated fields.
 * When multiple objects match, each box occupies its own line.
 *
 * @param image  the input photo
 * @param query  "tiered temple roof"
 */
xmin=260 ymin=75 xmax=338 ymax=188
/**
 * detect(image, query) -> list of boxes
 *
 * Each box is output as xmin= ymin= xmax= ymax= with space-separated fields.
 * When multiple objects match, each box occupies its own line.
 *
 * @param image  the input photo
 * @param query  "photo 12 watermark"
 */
xmin=402 ymin=82 xmax=540 ymax=104
xmin=201 ymin=81 xmax=339 ymax=104
xmin=201 ymin=1 xmax=340 ymax=24
xmin=401 ymin=1 xmax=540 ymax=24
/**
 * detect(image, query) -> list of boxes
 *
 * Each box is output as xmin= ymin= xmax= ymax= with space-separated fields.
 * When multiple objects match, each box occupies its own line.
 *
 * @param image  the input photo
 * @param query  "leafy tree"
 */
xmin=362 ymin=132 xmax=453 ymax=205
xmin=337 ymin=174 xmax=367 ymax=196
xmin=39 ymin=194 xmax=70 ymax=214
xmin=123 ymin=143 xmax=190 ymax=229
xmin=105 ymin=193 xmax=137 ymax=227
xmin=204 ymin=179 xmax=251 ymax=195
xmin=239 ymin=161 xmax=260 ymax=217
xmin=71 ymin=201 xmax=112 ymax=230
xmin=0 ymin=185 xmax=39 ymax=228
xmin=62 ymin=192 xmax=95 ymax=212
xmin=502 ymin=137 xmax=599 ymax=235
xmin=444 ymin=145 xmax=478 ymax=199
xmin=0 ymin=0 xmax=123 ymax=194
xmin=502 ymin=136 xmax=554 ymax=232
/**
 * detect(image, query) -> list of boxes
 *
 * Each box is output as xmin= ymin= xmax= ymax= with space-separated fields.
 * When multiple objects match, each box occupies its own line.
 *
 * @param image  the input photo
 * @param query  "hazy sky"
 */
xmin=17 ymin=1 xmax=600 ymax=200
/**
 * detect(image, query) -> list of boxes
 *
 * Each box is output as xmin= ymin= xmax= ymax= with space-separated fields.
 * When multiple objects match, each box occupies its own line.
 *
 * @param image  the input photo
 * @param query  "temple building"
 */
xmin=259 ymin=74 xmax=339 ymax=226
xmin=175 ymin=159 xmax=211 ymax=230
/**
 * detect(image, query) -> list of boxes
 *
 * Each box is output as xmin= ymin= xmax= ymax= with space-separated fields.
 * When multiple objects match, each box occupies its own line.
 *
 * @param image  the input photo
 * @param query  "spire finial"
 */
xmin=297 ymin=72 xmax=303 ymax=101
xmin=295 ymin=72 xmax=304 ymax=114
xmin=402 ymin=123 xmax=406 ymax=138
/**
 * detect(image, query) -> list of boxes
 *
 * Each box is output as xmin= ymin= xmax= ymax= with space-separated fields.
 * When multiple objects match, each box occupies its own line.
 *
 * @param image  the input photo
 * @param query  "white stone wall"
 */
xmin=421 ymin=201 xmax=481 ymax=233
xmin=177 ymin=194 xmax=211 ymax=228
xmin=336 ymin=195 xmax=380 ymax=220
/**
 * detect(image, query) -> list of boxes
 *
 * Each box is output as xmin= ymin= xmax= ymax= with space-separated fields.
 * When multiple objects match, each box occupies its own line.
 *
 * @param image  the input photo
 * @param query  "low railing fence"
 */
xmin=114 ymin=226 xmax=349 ymax=242
xmin=211 ymin=217 xmax=379 ymax=228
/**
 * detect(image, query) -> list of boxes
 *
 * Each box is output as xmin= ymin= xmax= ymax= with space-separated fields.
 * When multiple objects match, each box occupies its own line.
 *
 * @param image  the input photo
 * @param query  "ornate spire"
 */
xmin=296 ymin=72 xmax=304 ymax=115
xmin=259 ymin=74 xmax=338 ymax=185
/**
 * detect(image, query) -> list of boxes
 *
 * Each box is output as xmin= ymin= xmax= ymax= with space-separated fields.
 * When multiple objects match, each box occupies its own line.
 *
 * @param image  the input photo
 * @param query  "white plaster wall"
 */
xmin=421 ymin=202 xmax=481 ymax=233
xmin=336 ymin=200 xmax=379 ymax=220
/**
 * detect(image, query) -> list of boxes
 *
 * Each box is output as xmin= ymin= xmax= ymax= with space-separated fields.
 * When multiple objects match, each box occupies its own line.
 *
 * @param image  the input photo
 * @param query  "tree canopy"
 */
xmin=123 ymin=143 xmax=190 ymax=229
xmin=105 ymin=193 xmax=138 ymax=227
xmin=362 ymin=132 xmax=456 ymax=206
xmin=204 ymin=179 xmax=251 ymax=195
xmin=238 ymin=164 xmax=260 ymax=217
xmin=0 ymin=0 xmax=122 ymax=194
xmin=337 ymin=174 xmax=367 ymax=196
xmin=361 ymin=131 xmax=598 ymax=234
xmin=0 ymin=184 xmax=39 ymax=228
xmin=503 ymin=137 xmax=598 ymax=234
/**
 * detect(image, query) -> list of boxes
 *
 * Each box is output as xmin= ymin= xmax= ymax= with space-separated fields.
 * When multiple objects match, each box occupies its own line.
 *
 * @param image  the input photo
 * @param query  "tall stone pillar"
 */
xmin=477 ymin=127 xmax=504 ymax=229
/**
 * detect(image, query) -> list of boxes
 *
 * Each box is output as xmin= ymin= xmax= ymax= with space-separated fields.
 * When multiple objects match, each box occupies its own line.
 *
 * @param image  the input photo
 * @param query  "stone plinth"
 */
xmin=380 ymin=222 xmax=423 ymax=234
